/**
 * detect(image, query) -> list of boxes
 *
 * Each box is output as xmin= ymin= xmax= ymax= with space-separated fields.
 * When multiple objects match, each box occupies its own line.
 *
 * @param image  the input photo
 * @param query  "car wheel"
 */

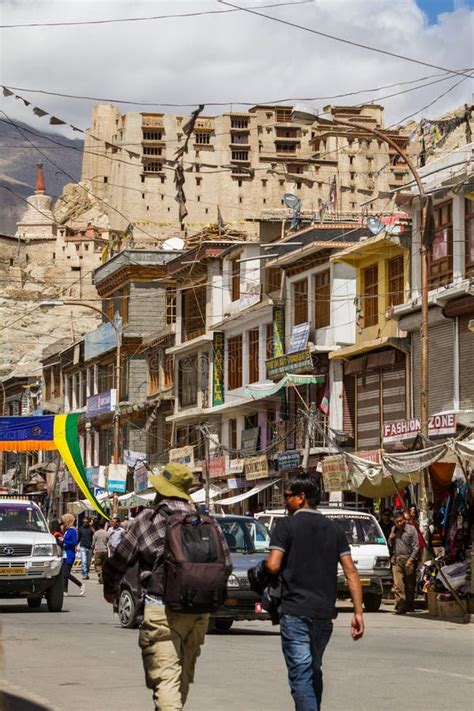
xmin=118 ymin=589 xmax=137 ymax=629
xmin=46 ymin=573 xmax=64 ymax=612
xmin=27 ymin=596 xmax=42 ymax=609
xmin=363 ymin=593 xmax=382 ymax=612
xmin=213 ymin=618 xmax=233 ymax=632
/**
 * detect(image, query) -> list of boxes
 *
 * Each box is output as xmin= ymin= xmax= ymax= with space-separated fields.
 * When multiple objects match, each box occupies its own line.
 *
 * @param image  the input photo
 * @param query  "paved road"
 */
xmin=0 ymin=576 xmax=472 ymax=711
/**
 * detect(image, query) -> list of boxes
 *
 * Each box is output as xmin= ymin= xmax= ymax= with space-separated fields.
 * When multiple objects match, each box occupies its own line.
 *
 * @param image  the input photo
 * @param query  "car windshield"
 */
xmin=0 ymin=504 xmax=48 ymax=533
xmin=217 ymin=518 xmax=271 ymax=553
xmin=325 ymin=514 xmax=385 ymax=546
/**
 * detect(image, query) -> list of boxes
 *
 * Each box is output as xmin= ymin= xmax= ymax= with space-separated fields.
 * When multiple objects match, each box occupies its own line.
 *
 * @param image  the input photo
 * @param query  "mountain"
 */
xmin=0 ymin=117 xmax=83 ymax=235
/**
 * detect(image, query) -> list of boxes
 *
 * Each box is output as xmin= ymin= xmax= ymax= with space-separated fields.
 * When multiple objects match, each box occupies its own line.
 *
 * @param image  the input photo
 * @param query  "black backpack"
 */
xmin=156 ymin=505 xmax=228 ymax=614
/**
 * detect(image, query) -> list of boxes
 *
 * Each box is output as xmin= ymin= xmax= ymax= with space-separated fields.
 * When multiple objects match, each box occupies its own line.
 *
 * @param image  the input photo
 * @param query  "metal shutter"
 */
xmin=343 ymin=374 xmax=356 ymax=437
xmin=459 ymin=315 xmax=474 ymax=409
xmin=356 ymin=371 xmax=381 ymax=449
xmin=412 ymin=321 xmax=454 ymax=418
xmin=382 ymin=365 xmax=407 ymax=424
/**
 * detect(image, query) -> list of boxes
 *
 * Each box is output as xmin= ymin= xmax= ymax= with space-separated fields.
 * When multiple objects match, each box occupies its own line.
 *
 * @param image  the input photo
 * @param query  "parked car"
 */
xmin=117 ymin=514 xmax=271 ymax=632
xmin=255 ymin=507 xmax=391 ymax=612
xmin=0 ymin=497 xmax=64 ymax=611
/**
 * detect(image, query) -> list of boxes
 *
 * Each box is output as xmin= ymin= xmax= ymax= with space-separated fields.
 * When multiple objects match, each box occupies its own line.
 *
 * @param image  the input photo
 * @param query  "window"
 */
xmin=98 ymin=363 xmax=114 ymax=392
xmin=231 ymin=259 xmax=240 ymax=302
xmin=314 ymin=270 xmax=330 ymax=328
xmin=143 ymin=146 xmax=162 ymax=156
xmin=178 ymin=355 xmax=198 ymax=407
xmin=182 ymin=284 xmax=206 ymax=341
xmin=429 ymin=200 xmax=453 ymax=288
xmin=196 ymin=177 xmax=202 ymax=186
xmin=148 ymin=352 xmax=160 ymax=394
xmin=388 ymin=255 xmax=404 ymax=307
xmin=248 ymin=329 xmax=259 ymax=383
xmin=363 ymin=265 xmax=378 ymax=327
xmin=163 ymin=355 xmax=173 ymax=389
xmin=144 ymin=161 xmax=163 ymax=173
xmin=266 ymin=266 xmax=281 ymax=293
xmin=275 ymin=142 xmax=296 ymax=154
xmin=105 ymin=286 xmax=129 ymax=324
xmin=266 ymin=323 xmax=273 ymax=360
xmin=275 ymin=127 xmax=298 ymax=138
xmin=465 ymin=199 xmax=474 ymax=276
xmin=143 ymin=130 xmax=162 ymax=140
xmin=166 ymin=286 xmax=177 ymax=325
xmin=276 ymin=107 xmax=292 ymax=123
xmin=231 ymin=132 xmax=250 ymax=145
xmin=293 ymin=278 xmax=308 ymax=326
xmin=227 ymin=335 xmax=242 ymax=390
xmin=195 ymin=132 xmax=211 ymax=145
xmin=231 ymin=150 xmax=249 ymax=162
xmin=231 ymin=117 xmax=249 ymax=129
xmin=228 ymin=418 xmax=237 ymax=451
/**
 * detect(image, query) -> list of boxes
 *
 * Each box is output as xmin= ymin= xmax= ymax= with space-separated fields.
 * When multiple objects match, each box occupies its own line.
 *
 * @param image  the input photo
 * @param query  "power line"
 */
xmin=218 ymin=0 xmax=473 ymax=79
xmin=0 ymin=1 xmax=310 ymax=29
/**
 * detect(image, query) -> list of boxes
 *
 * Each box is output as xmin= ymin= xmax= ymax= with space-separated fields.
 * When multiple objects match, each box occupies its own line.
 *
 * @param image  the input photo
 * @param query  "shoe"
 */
xmin=80 ymin=585 xmax=86 ymax=597
xmin=394 ymin=609 xmax=406 ymax=615
xmin=64 ymin=592 xmax=69 ymax=596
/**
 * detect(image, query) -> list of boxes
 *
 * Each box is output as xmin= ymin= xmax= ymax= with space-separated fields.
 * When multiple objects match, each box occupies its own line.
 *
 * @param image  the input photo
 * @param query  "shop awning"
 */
xmin=191 ymin=484 xmax=228 ymax=503
xmin=245 ymin=374 xmax=324 ymax=399
xmin=214 ymin=478 xmax=280 ymax=506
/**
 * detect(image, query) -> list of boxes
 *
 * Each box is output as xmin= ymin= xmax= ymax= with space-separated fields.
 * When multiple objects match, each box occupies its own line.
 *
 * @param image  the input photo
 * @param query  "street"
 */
xmin=0 ymin=576 xmax=472 ymax=711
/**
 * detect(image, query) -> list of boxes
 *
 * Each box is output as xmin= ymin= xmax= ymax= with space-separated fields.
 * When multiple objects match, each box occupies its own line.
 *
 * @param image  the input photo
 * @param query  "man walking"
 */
xmin=102 ymin=463 xmax=232 ymax=711
xmin=389 ymin=510 xmax=420 ymax=614
xmin=78 ymin=516 xmax=93 ymax=580
xmin=107 ymin=516 xmax=125 ymax=555
xmin=92 ymin=520 xmax=109 ymax=584
xmin=265 ymin=473 xmax=364 ymax=711
xmin=378 ymin=508 xmax=392 ymax=541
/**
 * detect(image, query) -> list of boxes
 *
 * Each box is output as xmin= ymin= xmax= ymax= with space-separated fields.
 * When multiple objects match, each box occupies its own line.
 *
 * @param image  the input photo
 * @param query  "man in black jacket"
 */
xmin=78 ymin=517 xmax=93 ymax=580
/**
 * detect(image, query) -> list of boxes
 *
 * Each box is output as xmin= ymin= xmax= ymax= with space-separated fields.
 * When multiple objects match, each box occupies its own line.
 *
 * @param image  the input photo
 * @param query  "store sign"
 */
xmin=288 ymin=322 xmax=310 ymax=354
xmin=134 ymin=463 xmax=148 ymax=491
xmin=107 ymin=464 xmax=127 ymax=494
xmin=226 ymin=458 xmax=245 ymax=475
xmin=245 ymin=454 xmax=269 ymax=481
xmin=169 ymin=445 xmax=195 ymax=469
xmin=241 ymin=427 xmax=259 ymax=454
xmin=84 ymin=319 xmax=121 ymax=361
xmin=382 ymin=413 xmax=457 ymax=443
xmin=212 ymin=331 xmax=225 ymax=407
xmin=266 ymin=348 xmax=313 ymax=379
xmin=227 ymin=477 xmax=247 ymax=489
xmin=355 ymin=449 xmax=381 ymax=464
xmin=86 ymin=389 xmax=116 ymax=417
xmin=208 ymin=456 xmax=226 ymax=479
xmin=322 ymin=455 xmax=350 ymax=492
xmin=277 ymin=450 xmax=301 ymax=471
xmin=272 ymin=305 xmax=285 ymax=358
xmin=123 ymin=449 xmax=146 ymax=467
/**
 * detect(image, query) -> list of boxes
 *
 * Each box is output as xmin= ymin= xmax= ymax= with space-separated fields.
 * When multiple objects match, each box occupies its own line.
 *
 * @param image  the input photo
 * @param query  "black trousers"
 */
xmin=62 ymin=560 xmax=82 ymax=592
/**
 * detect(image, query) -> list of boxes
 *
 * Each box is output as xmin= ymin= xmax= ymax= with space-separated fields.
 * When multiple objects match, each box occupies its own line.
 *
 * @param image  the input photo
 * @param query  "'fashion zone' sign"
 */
xmin=382 ymin=413 xmax=457 ymax=443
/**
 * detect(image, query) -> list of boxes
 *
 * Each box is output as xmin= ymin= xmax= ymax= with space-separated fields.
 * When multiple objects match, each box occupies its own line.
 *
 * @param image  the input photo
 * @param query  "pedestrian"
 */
xmin=61 ymin=514 xmax=85 ymax=597
xmin=102 ymin=462 xmax=232 ymax=711
xmin=78 ymin=516 xmax=93 ymax=580
xmin=389 ymin=510 xmax=419 ymax=614
xmin=107 ymin=515 xmax=125 ymax=555
xmin=378 ymin=508 xmax=392 ymax=541
xmin=92 ymin=519 xmax=109 ymax=584
xmin=264 ymin=473 xmax=364 ymax=711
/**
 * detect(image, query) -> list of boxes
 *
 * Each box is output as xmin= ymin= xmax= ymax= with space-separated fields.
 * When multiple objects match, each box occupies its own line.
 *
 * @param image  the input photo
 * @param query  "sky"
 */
xmin=0 ymin=0 xmax=473 ymax=139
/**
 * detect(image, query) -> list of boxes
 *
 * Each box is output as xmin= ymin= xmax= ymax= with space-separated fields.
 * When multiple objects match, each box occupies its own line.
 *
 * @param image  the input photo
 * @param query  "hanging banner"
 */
xmin=272 ymin=305 xmax=286 ymax=358
xmin=169 ymin=445 xmax=195 ymax=469
xmin=288 ymin=322 xmax=310 ymax=354
xmin=212 ymin=331 xmax=225 ymax=407
xmin=226 ymin=458 xmax=245 ymax=475
xmin=106 ymin=464 xmax=128 ymax=494
xmin=245 ymin=454 xmax=269 ymax=481
xmin=208 ymin=456 xmax=226 ymax=479
xmin=322 ymin=455 xmax=350 ymax=492
xmin=277 ymin=450 xmax=301 ymax=471
xmin=266 ymin=348 xmax=313 ymax=379
xmin=87 ymin=390 xmax=116 ymax=417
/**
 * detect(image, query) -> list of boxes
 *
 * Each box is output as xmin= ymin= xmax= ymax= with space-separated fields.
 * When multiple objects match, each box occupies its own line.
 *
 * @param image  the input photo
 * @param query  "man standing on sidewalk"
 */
xmin=92 ymin=520 xmax=109 ymax=584
xmin=78 ymin=517 xmax=93 ymax=580
xmin=107 ymin=516 xmax=125 ymax=555
xmin=389 ymin=510 xmax=420 ymax=615
xmin=266 ymin=473 xmax=364 ymax=711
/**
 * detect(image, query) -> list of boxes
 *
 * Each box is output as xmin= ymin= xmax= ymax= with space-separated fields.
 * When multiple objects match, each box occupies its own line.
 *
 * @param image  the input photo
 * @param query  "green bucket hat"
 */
xmin=148 ymin=462 xmax=194 ymax=502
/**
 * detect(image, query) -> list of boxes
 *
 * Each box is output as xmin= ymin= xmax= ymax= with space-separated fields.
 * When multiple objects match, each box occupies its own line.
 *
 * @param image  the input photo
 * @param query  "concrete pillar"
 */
xmin=452 ymin=194 xmax=465 ymax=282
xmin=411 ymin=205 xmax=422 ymax=299
xmin=328 ymin=359 xmax=344 ymax=431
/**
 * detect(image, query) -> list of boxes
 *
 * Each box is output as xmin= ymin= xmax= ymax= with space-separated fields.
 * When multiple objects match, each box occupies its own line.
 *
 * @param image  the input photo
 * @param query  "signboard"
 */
xmin=123 ymin=449 xmax=146 ymax=467
xmin=241 ymin=427 xmax=259 ymax=455
xmin=134 ymin=463 xmax=148 ymax=491
xmin=382 ymin=413 xmax=457 ymax=443
xmin=86 ymin=390 xmax=116 ymax=417
xmin=107 ymin=463 xmax=127 ymax=494
xmin=322 ymin=455 xmax=350 ymax=492
xmin=226 ymin=458 xmax=245 ymax=475
xmin=245 ymin=454 xmax=269 ymax=481
xmin=227 ymin=477 xmax=247 ymax=489
xmin=169 ymin=445 xmax=194 ymax=469
xmin=277 ymin=450 xmax=301 ymax=471
xmin=212 ymin=332 xmax=225 ymax=407
xmin=355 ymin=449 xmax=381 ymax=464
xmin=207 ymin=456 xmax=226 ymax=479
xmin=84 ymin=318 xmax=121 ymax=362
xmin=288 ymin=322 xmax=310 ymax=354
xmin=266 ymin=348 xmax=313 ymax=379
xmin=272 ymin=305 xmax=285 ymax=358
xmin=240 ymin=261 xmax=261 ymax=311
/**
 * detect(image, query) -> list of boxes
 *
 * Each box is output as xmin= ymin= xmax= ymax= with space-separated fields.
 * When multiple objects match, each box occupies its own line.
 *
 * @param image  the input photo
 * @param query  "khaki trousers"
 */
xmin=392 ymin=555 xmax=416 ymax=612
xmin=138 ymin=604 xmax=209 ymax=711
xmin=94 ymin=550 xmax=108 ymax=583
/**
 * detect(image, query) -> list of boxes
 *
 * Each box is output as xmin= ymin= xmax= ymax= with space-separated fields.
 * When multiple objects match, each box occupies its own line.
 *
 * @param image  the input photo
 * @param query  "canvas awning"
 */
xmin=245 ymin=374 xmax=324 ymax=399
xmin=214 ymin=478 xmax=280 ymax=506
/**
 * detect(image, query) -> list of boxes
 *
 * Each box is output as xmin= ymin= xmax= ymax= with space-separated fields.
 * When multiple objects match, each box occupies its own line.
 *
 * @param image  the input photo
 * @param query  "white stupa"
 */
xmin=16 ymin=162 xmax=56 ymax=239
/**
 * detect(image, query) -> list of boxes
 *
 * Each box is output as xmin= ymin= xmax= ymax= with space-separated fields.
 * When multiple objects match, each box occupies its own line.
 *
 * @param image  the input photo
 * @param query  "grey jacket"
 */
xmin=391 ymin=523 xmax=420 ymax=563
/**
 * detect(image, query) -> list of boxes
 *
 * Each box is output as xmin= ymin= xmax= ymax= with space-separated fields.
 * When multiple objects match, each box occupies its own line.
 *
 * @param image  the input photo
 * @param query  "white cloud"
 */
xmin=0 ymin=0 xmax=472 ymax=135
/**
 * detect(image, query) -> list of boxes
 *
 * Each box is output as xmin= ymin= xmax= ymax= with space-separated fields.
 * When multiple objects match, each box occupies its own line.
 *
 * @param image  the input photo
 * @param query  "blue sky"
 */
xmin=417 ymin=0 xmax=472 ymax=23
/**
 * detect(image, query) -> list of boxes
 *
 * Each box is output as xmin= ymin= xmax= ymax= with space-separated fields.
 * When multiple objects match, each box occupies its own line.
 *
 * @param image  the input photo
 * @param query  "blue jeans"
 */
xmin=280 ymin=614 xmax=333 ymax=711
xmin=80 ymin=547 xmax=91 ymax=578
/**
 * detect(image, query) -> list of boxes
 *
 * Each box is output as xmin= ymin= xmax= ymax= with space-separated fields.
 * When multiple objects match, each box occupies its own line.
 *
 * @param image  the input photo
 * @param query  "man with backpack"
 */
xmin=102 ymin=462 xmax=232 ymax=711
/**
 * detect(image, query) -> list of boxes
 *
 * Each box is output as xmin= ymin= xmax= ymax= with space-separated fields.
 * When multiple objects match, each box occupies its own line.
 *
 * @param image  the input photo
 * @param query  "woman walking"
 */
xmin=61 ymin=514 xmax=85 ymax=596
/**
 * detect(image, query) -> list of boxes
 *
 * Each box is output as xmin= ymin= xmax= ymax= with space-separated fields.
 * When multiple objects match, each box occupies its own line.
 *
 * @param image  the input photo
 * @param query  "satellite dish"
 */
xmin=162 ymin=237 xmax=185 ymax=251
xmin=283 ymin=193 xmax=301 ymax=209
xmin=366 ymin=216 xmax=385 ymax=236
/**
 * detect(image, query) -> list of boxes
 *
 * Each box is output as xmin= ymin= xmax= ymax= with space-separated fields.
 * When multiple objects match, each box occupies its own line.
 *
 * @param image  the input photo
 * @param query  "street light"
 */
xmin=39 ymin=299 xmax=122 ymax=465
xmin=292 ymin=109 xmax=430 ymax=529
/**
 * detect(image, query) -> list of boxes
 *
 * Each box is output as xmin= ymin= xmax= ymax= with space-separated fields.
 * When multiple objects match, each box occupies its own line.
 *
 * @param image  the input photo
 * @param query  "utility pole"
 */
xmin=302 ymin=402 xmax=317 ymax=471
xmin=203 ymin=428 xmax=210 ymax=512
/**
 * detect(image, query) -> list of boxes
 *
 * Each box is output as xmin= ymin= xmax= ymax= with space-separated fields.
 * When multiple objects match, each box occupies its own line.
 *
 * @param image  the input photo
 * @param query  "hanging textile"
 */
xmin=382 ymin=443 xmax=448 ymax=476
xmin=429 ymin=462 xmax=456 ymax=507
xmin=0 ymin=414 xmax=109 ymax=519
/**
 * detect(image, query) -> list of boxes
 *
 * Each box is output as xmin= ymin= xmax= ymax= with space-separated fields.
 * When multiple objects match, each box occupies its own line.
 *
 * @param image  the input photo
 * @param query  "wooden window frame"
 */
xmin=248 ymin=328 xmax=260 ymax=383
xmin=314 ymin=270 xmax=330 ymax=329
xmin=465 ymin=198 xmax=474 ymax=276
xmin=388 ymin=255 xmax=404 ymax=307
xmin=231 ymin=259 xmax=240 ymax=302
xmin=363 ymin=264 xmax=378 ymax=328
xmin=166 ymin=286 xmax=177 ymax=325
xmin=229 ymin=418 xmax=237 ymax=451
xmin=429 ymin=200 xmax=453 ymax=288
xmin=266 ymin=323 xmax=273 ymax=361
xmin=227 ymin=335 xmax=243 ymax=390
xmin=194 ymin=132 xmax=211 ymax=145
xmin=182 ymin=284 xmax=206 ymax=341
xmin=178 ymin=355 xmax=198 ymax=408
xmin=293 ymin=278 xmax=308 ymax=326
xmin=163 ymin=354 xmax=173 ymax=390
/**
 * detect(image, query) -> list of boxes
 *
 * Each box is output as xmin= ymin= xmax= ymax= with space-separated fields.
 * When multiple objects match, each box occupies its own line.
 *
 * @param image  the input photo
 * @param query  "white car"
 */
xmin=255 ymin=507 xmax=391 ymax=612
xmin=0 ymin=498 xmax=64 ymax=611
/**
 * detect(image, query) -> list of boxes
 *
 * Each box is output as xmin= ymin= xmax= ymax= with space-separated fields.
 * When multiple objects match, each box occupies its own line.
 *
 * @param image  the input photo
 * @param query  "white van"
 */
xmin=255 ymin=507 xmax=391 ymax=612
